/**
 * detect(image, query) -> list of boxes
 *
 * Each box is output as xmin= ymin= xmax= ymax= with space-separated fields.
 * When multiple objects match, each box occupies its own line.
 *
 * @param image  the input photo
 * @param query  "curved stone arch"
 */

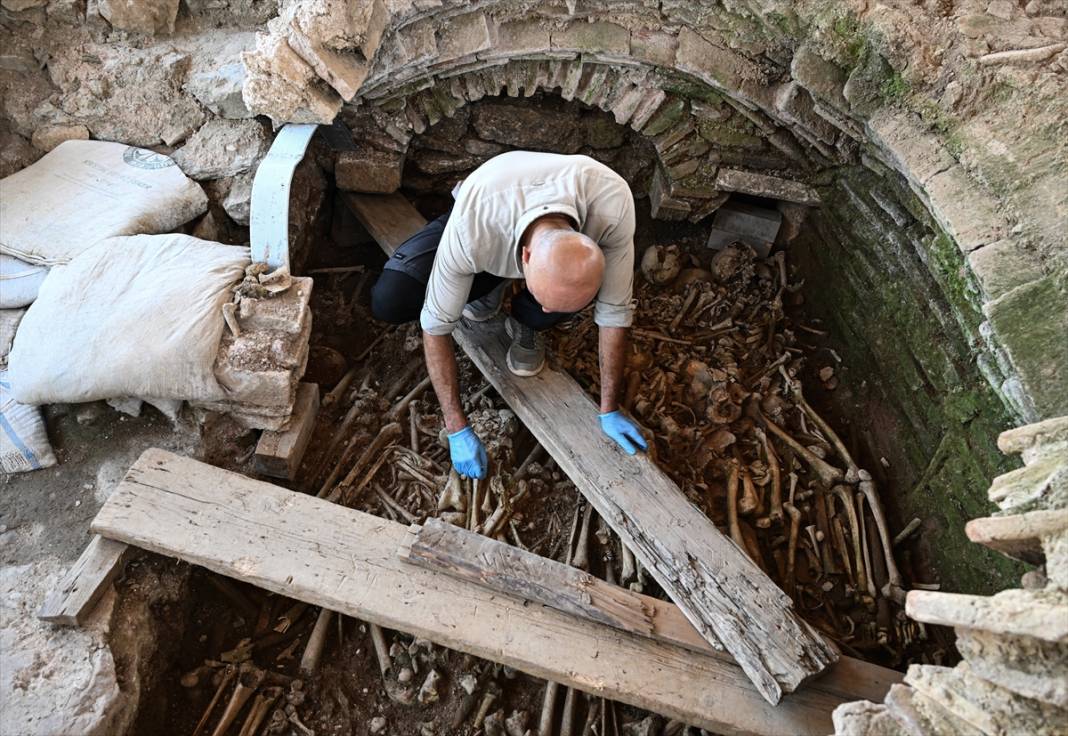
xmin=348 ymin=53 xmax=826 ymax=223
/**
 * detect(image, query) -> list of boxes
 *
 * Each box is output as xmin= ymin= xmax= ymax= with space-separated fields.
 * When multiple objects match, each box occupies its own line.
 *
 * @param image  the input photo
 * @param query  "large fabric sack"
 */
xmin=8 ymin=234 xmax=249 ymax=405
xmin=0 ymin=309 xmax=24 ymax=365
xmin=0 ymin=255 xmax=48 ymax=308
xmin=0 ymin=140 xmax=208 ymax=266
xmin=0 ymin=370 xmax=57 ymax=473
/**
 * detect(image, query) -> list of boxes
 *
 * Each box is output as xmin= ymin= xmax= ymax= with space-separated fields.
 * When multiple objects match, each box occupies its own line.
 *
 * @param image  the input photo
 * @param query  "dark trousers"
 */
xmin=370 ymin=210 xmax=576 ymax=331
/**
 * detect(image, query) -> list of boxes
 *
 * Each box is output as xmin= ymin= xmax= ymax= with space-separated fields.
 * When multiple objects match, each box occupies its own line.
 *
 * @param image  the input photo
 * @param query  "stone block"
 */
xmin=906 ymin=588 xmax=1068 ymax=641
xmin=242 ymin=29 xmax=343 ymax=124
xmin=790 ymin=44 xmax=848 ymax=110
xmin=987 ymin=450 xmax=1068 ymax=514
xmin=223 ymin=170 xmax=253 ymax=226
xmin=773 ymin=82 xmax=837 ymax=144
xmin=954 ymin=628 xmax=1068 ymax=708
xmin=551 ymin=21 xmax=630 ymax=56
xmin=675 ymin=28 xmax=764 ymax=94
xmin=172 ymin=118 xmax=271 ymax=181
xmin=335 ymin=147 xmax=404 ymax=193
xmin=998 ymin=415 xmax=1068 ymax=458
xmin=471 ymin=99 xmax=583 ymax=153
xmin=559 ymin=60 xmax=584 ymax=101
xmin=706 ymin=202 xmax=781 ymax=257
xmin=968 ymin=239 xmax=1046 ymax=302
xmin=286 ymin=25 xmax=370 ymax=101
xmin=396 ymin=18 xmax=438 ymax=68
xmin=437 ymin=12 xmax=497 ymax=64
xmin=924 ymin=165 xmax=1008 ymax=253
xmin=687 ymin=192 xmax=730 ymax=223
xmin=575 ymin=65 xmax=610 ymax=107
xmin=984 ymin=272 xmax=1068 ymax=419
xmin=905 ymin=663 xmax=1065 ymax=736
xmin=99 ymin=0 xmax=179 ymax=35
xmin=629 ymin=89 xmax=667 ymax=131
xmin=30 ymin=124 xmax=89 ymax=152
xmin=831 ymin=701 xmax=905 ymax=736
xmin=483 ymin=19 xmax=549 ymax=60
xmin=631 ymin=29 xmax=677 ymax=67
xmin=238 ymin=277 xmax=313 ymax=334
xmin=714 ymin=168 xmax=821 ymax=205
xmin=187 ymin=62 xmax=252 ymax=119
xmin=649 ymin=166 xmax=690 ymax=221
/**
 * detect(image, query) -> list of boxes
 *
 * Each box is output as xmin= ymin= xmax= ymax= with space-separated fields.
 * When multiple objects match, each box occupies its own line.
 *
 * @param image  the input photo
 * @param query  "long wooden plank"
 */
xmin=454 ymin=319 xmax=837 ymax=702
xmin=345 ymin=190 xmax=838 ymax=703
xmin=92 ymin=449 xmax=898 ymax=735
xmin=254 ymin=382 xmax=320 ymax=480
xmin=342 ymin=192 xmax=425 ymax=255
xmin=38 ymin=535 xmax=128 ymax=625
xmin=401 ymin=517 xmax=723 ymax=656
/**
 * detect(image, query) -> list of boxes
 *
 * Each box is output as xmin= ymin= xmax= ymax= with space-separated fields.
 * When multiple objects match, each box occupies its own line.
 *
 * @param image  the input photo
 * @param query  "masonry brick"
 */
xmin=551 ymin=21 xmax=630 ymax=56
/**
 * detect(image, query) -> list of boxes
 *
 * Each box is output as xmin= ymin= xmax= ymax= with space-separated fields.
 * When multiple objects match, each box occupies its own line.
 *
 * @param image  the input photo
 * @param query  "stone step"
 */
xmin=965 ymin=508 xmax=1068 ymax=565
xmin=881 ymin=684 xmax=927 ymax=736
xmin=1045 ymin=527 xmax=1068 ymax=590
xmin=987 ymin=451 xmax=1068 ymax=515
xmin=998 ymin=416 xmax=1068 ymax=463
xmin=905 ymin=663 xmax=1067 ymax=736
xmin=831 ymin=700 xmax=908 ymax=736
xmin=907 ymin=688 xmax=987 ymax=736
xmin=905 ymin=588 xmax=1068 ymax=642
xmin=954 ymin=628 xmax=1068 ymax=709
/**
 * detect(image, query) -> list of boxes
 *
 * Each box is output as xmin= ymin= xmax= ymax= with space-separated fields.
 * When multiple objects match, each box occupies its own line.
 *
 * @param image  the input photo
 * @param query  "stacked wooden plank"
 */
xmin=87 ymin=448 xmax=900 ymax=736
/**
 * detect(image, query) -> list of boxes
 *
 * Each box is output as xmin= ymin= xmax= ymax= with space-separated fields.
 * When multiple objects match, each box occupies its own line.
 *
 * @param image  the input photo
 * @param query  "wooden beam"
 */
xmin=254 ymin=382 xmax=320 ymax=480
xmin=38 ymin=535 xmax=128 ymax=625
xmin=341 ymin=192 xmax=423 ymax=256
xmin=91 ymin=449 xmax=898 ymax=736
xmin=401 ymin=517 xmax=723 ymax=656
xmin=965 ymin=509 xmax=1068 ymax=565
xmin=454 ymin=320 xmax=837 ymax=702
xmin=344 ymin=190 xmax=838 ymax=703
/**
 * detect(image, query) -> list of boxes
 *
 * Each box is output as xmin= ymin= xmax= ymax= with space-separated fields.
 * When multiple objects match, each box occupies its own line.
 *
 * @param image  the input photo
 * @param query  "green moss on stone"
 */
xmin=642 ymin=97 xmax=688 ymax=137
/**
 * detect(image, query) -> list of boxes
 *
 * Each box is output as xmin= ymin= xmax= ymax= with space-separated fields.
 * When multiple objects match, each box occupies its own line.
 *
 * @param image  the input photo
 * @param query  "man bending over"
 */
xmin=370 ymin=151 xmax=647 ymax=479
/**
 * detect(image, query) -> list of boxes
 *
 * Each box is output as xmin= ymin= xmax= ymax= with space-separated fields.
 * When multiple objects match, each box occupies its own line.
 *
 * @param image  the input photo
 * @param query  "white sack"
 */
xmin=0 ymin=309 xmax=24 ymax=365
xmin=0 ymin=370 xmax=57 ymax=473
xmin=0 ymin=255 xmax=48 ymax=308
xmin=8 ymin=233 xmax=249 ymax=405
xmin=0 ymin=140 xmax=208 ymax=266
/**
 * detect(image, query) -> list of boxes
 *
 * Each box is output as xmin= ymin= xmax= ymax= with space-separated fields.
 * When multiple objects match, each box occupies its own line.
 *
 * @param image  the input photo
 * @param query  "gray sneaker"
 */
xmin=462 ymin=282 xmax=507 ymax=322
xmin=504 ymin=316 xmax=546 ymax=377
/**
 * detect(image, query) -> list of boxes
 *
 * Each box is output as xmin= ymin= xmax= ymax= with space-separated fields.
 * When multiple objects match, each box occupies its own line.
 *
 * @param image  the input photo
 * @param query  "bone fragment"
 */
xmin=757 ymin=406 xmax=843 ymax=487
xmin=856 ymin=492 xmax=876 ymax=599
xmin=469 ymin=478 xmax=483 ymax=531
xmin=571 ymin=503 xmax=594 ymax=571
xmin=211 ymin=663 xmax=265 ymax=736
xmin=831 ymin=515 xmax=855 ymax=584
xmin=193 ymin=664 xmax=236 ymax=736
xmin=726 ymin=459 xmax=746 ymax=553
xmin=538 ymin=681 xmax=559 ymax=736
xmin=833 ymin=485 xmax=867 ymax=594
xmin=299 ymin=609 xmax=334 ymax=675
xmin=560 ymin=685 xmax=578 ymax=736
xmin=409 ymin=402 xmax=420 ymax=453
xmin=783 ymin=502 xmax=802 ymax=596
xmin=758 ymin=429 xmax=783 ymax=524
xmin=892 ymin=518 xmax=921 ymax=547
xmin=437 ymin=469 xmax=465 ymax=512
xmin=237 ymin=687 xmax=281 ymax=736
xmin=475 ymin=690 xmax=499 ymax=729
xmin=320 ymin=422 xmax=401 ymax=501
xmin=369 ymin=623 xmax=391 ymax=676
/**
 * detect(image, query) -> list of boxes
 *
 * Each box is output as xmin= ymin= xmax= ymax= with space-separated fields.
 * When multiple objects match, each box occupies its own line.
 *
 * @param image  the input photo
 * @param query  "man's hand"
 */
xmin=599 ymin=411 xmax=647 ymax=455
xmin=448 ymin=426 xmax=488 ymax=478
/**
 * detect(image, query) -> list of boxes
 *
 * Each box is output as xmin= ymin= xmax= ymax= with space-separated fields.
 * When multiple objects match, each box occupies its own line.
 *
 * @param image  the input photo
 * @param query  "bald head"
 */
xmin=523 ymin=226 xmax=604 ymax=314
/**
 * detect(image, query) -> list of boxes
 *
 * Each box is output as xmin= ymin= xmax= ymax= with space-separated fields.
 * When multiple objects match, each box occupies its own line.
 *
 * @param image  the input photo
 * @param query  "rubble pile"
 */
xmin=552 ymin=243 xmax=927 ymax=666
xmin=191 ymin=265 xmax=314 ymax=431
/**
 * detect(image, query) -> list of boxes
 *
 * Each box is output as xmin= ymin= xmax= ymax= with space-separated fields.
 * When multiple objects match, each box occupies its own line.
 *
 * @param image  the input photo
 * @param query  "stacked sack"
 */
xmin=192 ymin=264 xmax=314 ymax=431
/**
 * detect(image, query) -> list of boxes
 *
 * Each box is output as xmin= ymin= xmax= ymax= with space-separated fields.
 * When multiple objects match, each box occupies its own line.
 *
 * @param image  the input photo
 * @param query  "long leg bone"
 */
xmin=237 ymin=687 xmax=282 ymax=736
xmin=538 ymin=681 xmax=559 ymax=736
xmin=756 ymin=406 xmax=843 ymax=487
xmin=299 ymin=609 xmax=334 ymax=675
xmin=571 ymin=503 xmax=594 ymax=571
xmin=758 ymin=429 xmax=783 ymax=524
xmin=321 ymin=422 xmax=401 ymax=501
xmin=726 ymin=459 xmax=746 ymax=554
xmin=831 ymin=515 xmax=855 ymax=585
xmin=858 ymin=470 xmax=906 ymax=603
xmin=832 ymin=485 xmax=868 ymax=595
xmin=739 ymin=464 xmax=759 ymax=516
xmin=856 ymin=492 xmax=876 ymax=599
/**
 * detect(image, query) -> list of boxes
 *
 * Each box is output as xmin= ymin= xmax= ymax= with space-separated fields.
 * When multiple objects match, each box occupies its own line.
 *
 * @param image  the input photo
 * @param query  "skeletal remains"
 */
xmin=182 ymin=242 xmax=932 ymax=735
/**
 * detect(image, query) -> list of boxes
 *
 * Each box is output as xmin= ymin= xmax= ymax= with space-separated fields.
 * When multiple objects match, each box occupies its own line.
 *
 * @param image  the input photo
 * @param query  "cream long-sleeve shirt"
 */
xmin=420 ymin=151 xmax=637 ymax=336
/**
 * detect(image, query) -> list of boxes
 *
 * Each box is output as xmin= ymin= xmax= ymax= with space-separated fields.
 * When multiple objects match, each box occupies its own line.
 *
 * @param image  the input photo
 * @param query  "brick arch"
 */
xmin=342 ymin=52 xmax=825 ymax=223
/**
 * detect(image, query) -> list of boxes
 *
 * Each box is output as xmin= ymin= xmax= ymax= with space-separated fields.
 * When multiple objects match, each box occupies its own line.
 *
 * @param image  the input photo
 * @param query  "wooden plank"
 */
xmin=965 ymin=509 xmax=1068 ymax=565
xmin=38 ymin=535 xmax=128 ymax=625
xmin=341 ymin=192 xmax=423 ymax=255
xmin=401 ymin=517 xmax=723 ymax=657
xmin=454 ymin=320 xmax=838 ymax=702
xmin=91 ymin=449 xmax=899 ymax=736
xmin=254 ymin=382 xmax=320 ymax=480
xmin=345 ymin=190 xmax=838 ymax=703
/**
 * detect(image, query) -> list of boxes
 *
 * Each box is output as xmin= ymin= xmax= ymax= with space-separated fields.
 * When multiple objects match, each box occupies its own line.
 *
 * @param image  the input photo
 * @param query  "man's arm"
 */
xmin=598 ymin=326 xmax=628 ymax=413
xmin=423 ymin=331 xmax=467 ymax=433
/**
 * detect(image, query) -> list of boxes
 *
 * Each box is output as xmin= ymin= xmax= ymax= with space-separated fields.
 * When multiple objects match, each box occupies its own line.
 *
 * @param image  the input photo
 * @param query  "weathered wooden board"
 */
xmin=454 ymin=320 xmax=838 ymax=702
xmin=345 ymin=190 xmax=838 ymax=703
xmin=92 ymin=449 xmax=898 ymax=735
xmin=38 ymin=535 xmax=128 ymax=625
xmin=342 ymin=192 xmax=424 ymax=256
xmin=401 ymin=517 xmax=723 ymax=656
xmin=254 ymin=382 xmax=320 ymax=480
xmin=965 ymin=509 xmax=1068 ymax=565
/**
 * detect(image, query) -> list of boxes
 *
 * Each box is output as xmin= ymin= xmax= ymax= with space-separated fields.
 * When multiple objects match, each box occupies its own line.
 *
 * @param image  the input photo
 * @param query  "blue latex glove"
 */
xmin=599 ymin=411 xmax=648 ymax=455
xmin=448 ymin=426 xmax=488 ymax=479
